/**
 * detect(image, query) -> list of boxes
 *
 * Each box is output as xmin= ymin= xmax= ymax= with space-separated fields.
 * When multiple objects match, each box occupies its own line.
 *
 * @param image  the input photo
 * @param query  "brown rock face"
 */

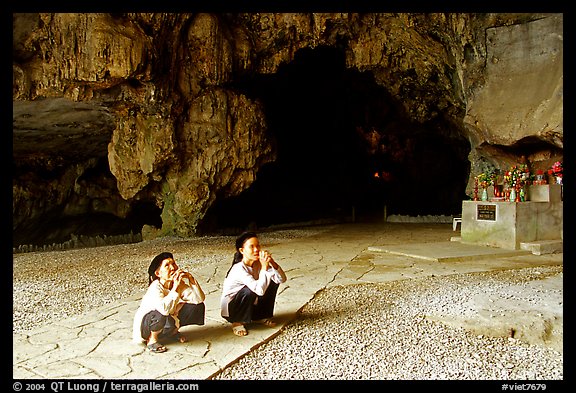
xmin=465 ymin=15 xmax=563 ymax=146
xmin=12 ymin=13 xmax=563 ymax=247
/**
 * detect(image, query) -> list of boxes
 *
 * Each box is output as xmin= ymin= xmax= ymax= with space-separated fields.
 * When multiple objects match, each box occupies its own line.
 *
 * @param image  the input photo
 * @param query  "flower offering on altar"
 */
xmin=475 ymin=172 xmax=493 ymax=189
xmin=547 ymin=161 xmax=562 ymax=185
xmin=504 ymin=164 xmax=530 ymax=188
xmin=548 ymin=161 xmax=562 ymax=177
xmin=475 ymin=169 xmax=499 ymax=200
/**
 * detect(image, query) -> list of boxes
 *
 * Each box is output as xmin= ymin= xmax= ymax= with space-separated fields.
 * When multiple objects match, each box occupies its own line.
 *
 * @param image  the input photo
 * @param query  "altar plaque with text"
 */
xmin=477 ymin=204 xmax=497 ymax=221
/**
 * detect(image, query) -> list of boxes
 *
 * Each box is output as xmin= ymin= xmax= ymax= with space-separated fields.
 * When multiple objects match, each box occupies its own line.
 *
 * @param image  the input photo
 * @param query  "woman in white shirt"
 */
xmin=132 ymin=252 xmax=205 ymax=353
xmin=221 ymin=232 xmax=287 ymax=337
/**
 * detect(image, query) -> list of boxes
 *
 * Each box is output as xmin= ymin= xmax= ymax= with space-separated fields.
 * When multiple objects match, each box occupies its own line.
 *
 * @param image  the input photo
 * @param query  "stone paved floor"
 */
xmin=13 ymin=223 xmax=562 ymax=379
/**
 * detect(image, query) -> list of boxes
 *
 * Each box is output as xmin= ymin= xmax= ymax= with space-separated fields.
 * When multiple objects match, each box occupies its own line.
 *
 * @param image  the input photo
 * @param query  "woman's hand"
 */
xmin=184 ymin=271 xmax=197 ymax=286
xmin=170 ymin=270 xmax=183 ymax=287
xmin=259 ymin=250 xmax=274 ymax=270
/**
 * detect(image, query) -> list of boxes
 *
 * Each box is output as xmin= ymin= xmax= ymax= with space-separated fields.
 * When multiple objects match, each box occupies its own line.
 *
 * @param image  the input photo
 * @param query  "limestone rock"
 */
xmin=160 ymin=88 xmax=273 ymax=237
xmin=464 ymin=15 xmax=563 ymax=148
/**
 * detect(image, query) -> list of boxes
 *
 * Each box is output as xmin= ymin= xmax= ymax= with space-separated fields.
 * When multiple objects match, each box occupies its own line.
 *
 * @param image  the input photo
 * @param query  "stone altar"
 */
xmin=527 ymin=184 xmax=563 ymax=202
xmin=461 ymin=200 xmax=563 ymax=250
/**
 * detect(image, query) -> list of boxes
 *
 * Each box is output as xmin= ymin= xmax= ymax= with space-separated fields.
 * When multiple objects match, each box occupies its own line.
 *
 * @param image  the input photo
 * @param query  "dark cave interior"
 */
xmin=12 ymin=158 xmax=163 ymax=248
xmin=13 ymin=45 xmax=473 ymax=248
xmin=200 ymin=46 xmax=471 ymax=233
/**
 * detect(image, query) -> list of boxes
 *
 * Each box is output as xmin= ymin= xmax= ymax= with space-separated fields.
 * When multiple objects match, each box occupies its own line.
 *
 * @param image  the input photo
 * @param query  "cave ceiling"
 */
xmin=13 ymin=98 xmax=114 ymax=167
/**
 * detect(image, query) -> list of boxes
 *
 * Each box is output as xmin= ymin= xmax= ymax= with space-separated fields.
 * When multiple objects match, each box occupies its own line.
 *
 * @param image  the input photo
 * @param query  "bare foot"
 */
xmin=254 ymin=318 xmax=277 ymax=327
xmin=167 ymin=328 xmax=187 ymax=343
xmin=174 ymin=332 xmax=187 ymax=343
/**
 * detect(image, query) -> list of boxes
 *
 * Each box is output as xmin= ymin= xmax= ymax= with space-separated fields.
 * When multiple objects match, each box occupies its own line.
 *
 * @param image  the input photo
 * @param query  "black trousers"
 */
xmin=225 ymin=281 xmax=279 ymax=324
xmin=140 ymin=302 xmax=205 ymax=340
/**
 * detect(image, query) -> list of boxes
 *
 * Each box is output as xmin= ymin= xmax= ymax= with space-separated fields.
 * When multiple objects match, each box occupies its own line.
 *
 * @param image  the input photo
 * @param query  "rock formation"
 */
xmin=12 ymin=13 xmax=563 ymax=248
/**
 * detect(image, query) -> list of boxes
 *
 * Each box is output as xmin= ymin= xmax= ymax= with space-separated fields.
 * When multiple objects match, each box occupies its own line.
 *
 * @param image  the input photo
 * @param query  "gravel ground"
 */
xmin=214 ymin=266 xmax=563 ymax=380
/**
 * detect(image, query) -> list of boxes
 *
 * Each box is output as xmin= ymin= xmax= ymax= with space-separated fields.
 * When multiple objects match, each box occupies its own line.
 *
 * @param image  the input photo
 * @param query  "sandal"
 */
xmin=255 ymin=318 xmax=277 ymax=327
xmin=146 ymin=342 xmax=167 ymax=353
xmin=232 ymin=324 xmax=248 ymax=337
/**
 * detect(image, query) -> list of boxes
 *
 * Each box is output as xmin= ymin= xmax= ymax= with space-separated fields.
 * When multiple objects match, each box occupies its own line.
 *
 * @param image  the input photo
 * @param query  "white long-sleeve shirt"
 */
xmin=132 ymin=280 xmax=204 ymax=343
xmin=220 ymin=262 xmax=287 ymax=318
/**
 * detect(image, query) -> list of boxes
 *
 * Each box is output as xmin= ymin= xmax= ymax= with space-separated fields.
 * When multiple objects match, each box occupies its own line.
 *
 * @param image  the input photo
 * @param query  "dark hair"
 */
xmin=148 ymin=252 xmax=173 ymax=285
xmin=226 ymin=231 xmax=257 ymax=277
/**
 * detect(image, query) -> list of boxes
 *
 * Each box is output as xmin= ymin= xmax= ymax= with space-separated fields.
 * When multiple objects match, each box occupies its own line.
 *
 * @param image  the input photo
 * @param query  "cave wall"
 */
xmin=12 ymin=13 xmax=563 ymax=243
xmin=462 ymin=14 xmax=563 ymax=188
xmin=464 ymin=15 xmax=562 ymax=146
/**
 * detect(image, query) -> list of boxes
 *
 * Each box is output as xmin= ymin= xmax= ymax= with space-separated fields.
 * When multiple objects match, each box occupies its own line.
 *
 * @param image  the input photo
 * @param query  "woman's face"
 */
xmin=156 ymin=257 xmax=178 ymax=282
xmin=240 ymin=237 xmax=260 ymax=265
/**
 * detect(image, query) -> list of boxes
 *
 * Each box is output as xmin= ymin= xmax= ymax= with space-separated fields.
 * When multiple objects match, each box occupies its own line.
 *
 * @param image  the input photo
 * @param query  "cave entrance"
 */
xmin=200 ymin=46 xmax=471 ymax=233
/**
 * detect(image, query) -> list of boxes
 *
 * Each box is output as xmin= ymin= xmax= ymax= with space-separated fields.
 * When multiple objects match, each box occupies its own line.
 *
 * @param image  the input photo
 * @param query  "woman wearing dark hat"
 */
xmin=221 ymin=232 xmax=287 ymax=337
xmin=132 ymin=252 xmax=205 ymax=353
